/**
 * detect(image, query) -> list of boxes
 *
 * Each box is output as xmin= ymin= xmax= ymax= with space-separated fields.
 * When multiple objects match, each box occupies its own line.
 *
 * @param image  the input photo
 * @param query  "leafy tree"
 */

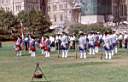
xmin=0 ymin=9 xmax=18 ymax=41
xmin=17 ymin=10 xmax=52 ymax=37
xmin=0 ymin=9 xmax=17 ymax=32
xmin=17 ymin=11 xmax=31 ymax=28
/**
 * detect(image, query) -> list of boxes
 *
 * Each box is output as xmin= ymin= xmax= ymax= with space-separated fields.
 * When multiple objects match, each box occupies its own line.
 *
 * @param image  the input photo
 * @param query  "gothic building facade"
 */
xmin=80 ymin=0 xmax=128 ymax=24
xmin=0 ymin=0 xmax=41 ymax=15
xmin=48 ymin=0 xmax=73 ymax=29
xmin=0 ymin=0 xmax=128 ymax=25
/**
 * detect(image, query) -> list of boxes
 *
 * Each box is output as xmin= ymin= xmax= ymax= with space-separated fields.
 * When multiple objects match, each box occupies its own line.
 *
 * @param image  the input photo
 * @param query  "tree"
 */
xmin=0 ymin=9 xmax=18 ymax=41
xmin=0 ymin=9 xmax=17 ymax=32
xmin=17 ymin=10 xmax=52 ymax=37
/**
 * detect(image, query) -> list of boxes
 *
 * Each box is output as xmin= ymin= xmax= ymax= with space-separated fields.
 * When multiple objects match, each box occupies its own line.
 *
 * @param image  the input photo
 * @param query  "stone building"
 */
xmin=80 ymin=0 xmax=128 ymax=24
xmin=126 ymin=0 xmax=128 ymax=21
xmin=48 ymin=0 xmax=73 ymax=29
xmin=0 ymin=0 xmax=41 ymax=15
xmin=112 ymin=0 xmax=127 ymax=22
xmin=0 ymin=0 xmax=128 ymax=25
xmin=80 ymin=0 xmax=112 ymax=24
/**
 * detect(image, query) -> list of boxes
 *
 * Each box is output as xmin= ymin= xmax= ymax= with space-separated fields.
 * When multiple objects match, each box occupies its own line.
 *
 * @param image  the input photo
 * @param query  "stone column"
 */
xmin=127 ymin=0 xmax=128 ymax=21
xmin=111 ymin=0 xmax=117 ymax=20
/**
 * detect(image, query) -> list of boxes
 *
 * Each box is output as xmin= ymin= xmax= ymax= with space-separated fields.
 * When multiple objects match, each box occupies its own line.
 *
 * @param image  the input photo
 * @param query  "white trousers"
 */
xmin=89 ymin=48 xmax=95 ymax=55
xmin=114 ymin=47 xmax=118 ymax=54
xmin=95 ymin=47 xmax=99 ymax=53
xmin=62 ymin=50 xmax=68 ymax=58
xmin=112 ymin=47 xmax=118 ymax=56
xmin=105 ymin=51 xmax=112 ymax=60
xmin=45 ymin=51 xmax=50 ymax=57
xmin=16 ymin=51 xmax=21 ymax=56
xmin=31 ymin=51 xmax=36 ymax=57
xmin=29 ymin=50 xmax=32 ymax=54
xmin=80 ymin=52 xmax=86 ymax=59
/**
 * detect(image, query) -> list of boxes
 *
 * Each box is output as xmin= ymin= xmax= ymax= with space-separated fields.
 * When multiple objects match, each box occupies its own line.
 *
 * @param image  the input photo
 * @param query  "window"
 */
xmin=54 ymin=15 xmax=57 ymax=22
xmin=62 ymin=0 xmax=67 ymax=2
xmin=97 ymin=0 xmax=112 ymax=15
xmin=6 ymin=7 xmax=9 ymax=11
xmin=81 ymin=0 xmax=97 ymax=15
xmin=59 ymin=4 xmax=63 ymax=9
xmin=16 ymin=5 xmax=21 ymax=11
xmin=60 ymin=14 xmax=63 ymax=21
xmin=64 ymin=3 xmax=67 ymax=9
xmin=48 ymin=5 xmax=51 ymax=11
xmin=53 ymin=4 xmax=57 ymax=11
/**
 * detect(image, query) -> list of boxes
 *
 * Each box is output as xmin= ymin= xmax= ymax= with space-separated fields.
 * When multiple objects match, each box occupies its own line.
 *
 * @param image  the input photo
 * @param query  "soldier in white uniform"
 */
xmin=102 ymin=32 xmax=112 ymax=60
xmin=110 ymin=32 xmax=118 ymax=56
xmin=78 ymin=33 xmax=87 ymax=59
xmin=49 ymin=35 xmax=55 ymax=51
xmin=69 ymin=34 xmax=76 ymax=49
xmin=109 ymin=34 xmax=113 ymax=56
xmin=118 ymin=33 xmax=123 ymax=48
xmin=55 ymin=34 xmax=61 ymax=50
xmin=61 ymin=32 xmax=69 ymax=58
xmin=88 ymin=32 xmax=95 ymax=55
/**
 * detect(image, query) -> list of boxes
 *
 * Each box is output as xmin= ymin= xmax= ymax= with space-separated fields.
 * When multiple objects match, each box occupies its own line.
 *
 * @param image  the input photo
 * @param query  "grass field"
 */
xmin=0 ymin=42 xmax=128 ymax=82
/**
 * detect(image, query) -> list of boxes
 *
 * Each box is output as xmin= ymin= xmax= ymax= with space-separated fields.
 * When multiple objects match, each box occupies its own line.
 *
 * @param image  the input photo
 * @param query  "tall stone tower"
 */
xmin=40 ymin=0 xmax=48 ymax=15
xmin=127 ymin=0 xmax=128 ymax=21
xmin=112 ymin=0 xmax=127 ymax=22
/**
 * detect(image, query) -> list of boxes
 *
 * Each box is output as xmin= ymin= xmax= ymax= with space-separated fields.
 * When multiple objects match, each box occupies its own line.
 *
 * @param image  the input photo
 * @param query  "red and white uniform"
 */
xmin=44 ymin=38 xmax=51 ymax=57
xmin=40 ymin=37 xmax=46 ymax=55
xmin=95 ymin=34 xmax=101 ymax=53
xmin=15 ymin=37 xmax=22 ymax=56
xmin=30 ymin=39 xmax=36 ymax=51
xmin=15 ymin=38 xmax=22 ymax=51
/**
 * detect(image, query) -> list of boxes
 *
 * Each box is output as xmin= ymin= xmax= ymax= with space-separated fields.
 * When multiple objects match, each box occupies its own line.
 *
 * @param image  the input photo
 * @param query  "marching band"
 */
xmin=15 ymin=31 xmax=128 ymax=60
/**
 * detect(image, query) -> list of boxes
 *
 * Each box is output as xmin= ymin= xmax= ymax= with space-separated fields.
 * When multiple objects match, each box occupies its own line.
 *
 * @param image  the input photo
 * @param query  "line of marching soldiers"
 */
xmin=15 ymin=31 xmax=128 ymax=60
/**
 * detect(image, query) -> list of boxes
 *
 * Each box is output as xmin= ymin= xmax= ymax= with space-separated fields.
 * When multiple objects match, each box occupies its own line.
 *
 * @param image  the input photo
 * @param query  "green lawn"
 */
xmin=0 ymin=42 xmax=128 ymax=82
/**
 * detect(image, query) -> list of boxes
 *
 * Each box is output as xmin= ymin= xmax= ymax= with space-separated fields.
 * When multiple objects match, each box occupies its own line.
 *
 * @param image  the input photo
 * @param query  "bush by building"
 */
xmin=69 ymin=23 xmax=112 ymax=34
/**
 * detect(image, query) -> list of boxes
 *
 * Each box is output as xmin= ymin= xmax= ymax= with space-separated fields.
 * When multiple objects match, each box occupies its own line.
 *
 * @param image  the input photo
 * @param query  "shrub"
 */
xmin=69 ymin=23 xmax=112 ymax=34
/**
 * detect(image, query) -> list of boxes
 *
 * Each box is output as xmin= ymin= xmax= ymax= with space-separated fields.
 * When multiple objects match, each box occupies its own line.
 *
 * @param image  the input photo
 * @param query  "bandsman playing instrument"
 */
xmin=30 ymin=37 xmax=36 ymax=57
xmin=15 ymin=36 xmax=22 ymax=56
xmin=40 ymin=36 xmax=45 ymax=55
xmin=44 ymin=36 xmax=51 ymax=58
